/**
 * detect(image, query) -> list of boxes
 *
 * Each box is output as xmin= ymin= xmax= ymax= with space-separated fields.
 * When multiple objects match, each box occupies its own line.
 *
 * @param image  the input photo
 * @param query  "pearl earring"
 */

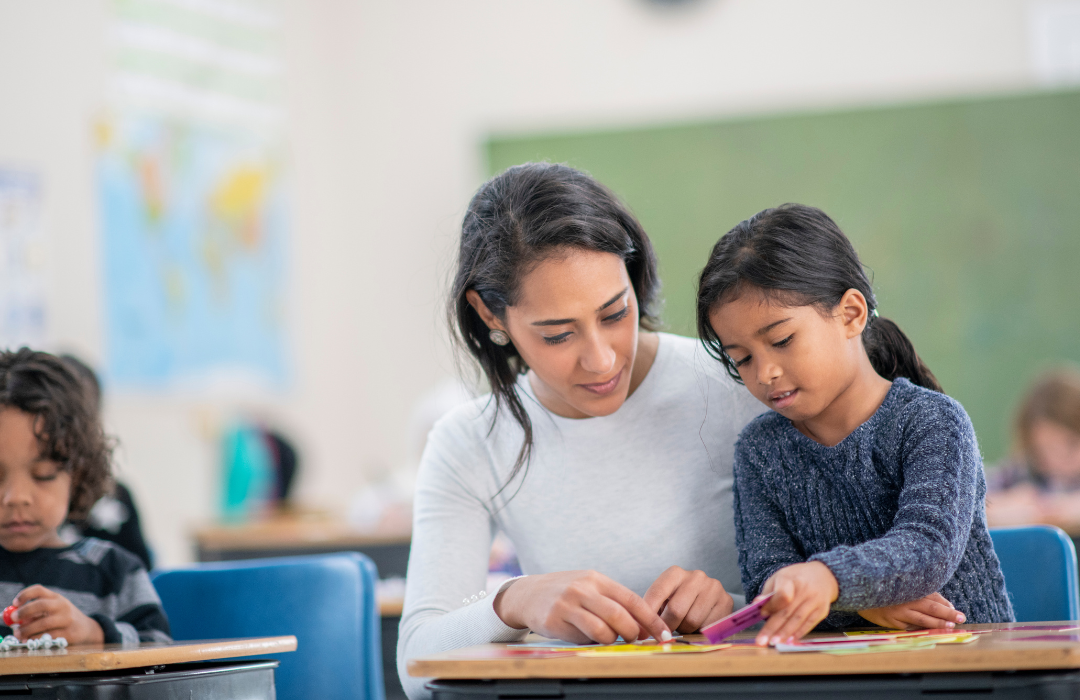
xmin=489 ymin=330 xmax=510 ymax=346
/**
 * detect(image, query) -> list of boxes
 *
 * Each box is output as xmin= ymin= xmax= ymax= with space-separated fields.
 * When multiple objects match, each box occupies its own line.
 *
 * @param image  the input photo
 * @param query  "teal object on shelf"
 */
xmin=221 ymin=423 xmax=273 ymax=521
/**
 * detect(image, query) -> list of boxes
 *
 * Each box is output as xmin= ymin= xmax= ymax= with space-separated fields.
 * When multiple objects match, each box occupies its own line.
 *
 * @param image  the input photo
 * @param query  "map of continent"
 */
xmin=96 ymin=115 xmax=287 ymax=389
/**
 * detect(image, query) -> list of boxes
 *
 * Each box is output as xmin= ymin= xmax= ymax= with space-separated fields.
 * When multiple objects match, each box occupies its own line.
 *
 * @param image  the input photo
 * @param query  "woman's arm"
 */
xmin=396 ymin=422 xmax=526 ymax=700
xmin=809 ymin=395 xmax=980 ymax=611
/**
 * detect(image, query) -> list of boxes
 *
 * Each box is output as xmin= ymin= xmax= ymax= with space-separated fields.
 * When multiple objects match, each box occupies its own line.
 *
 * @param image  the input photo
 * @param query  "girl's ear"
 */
xmin=838 ymin=288 xmax=869 ymax=339
xmin=465 ymin=290 xmax=506 ymax=332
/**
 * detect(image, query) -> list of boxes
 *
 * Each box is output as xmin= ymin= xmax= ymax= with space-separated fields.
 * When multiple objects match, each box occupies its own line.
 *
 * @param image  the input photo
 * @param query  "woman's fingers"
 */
xmin=642 ymin=566 xmax=683 ymax=616
xmin=565 ymin=607 xmax=619 ymax=645
xmin=605 ymin=582 xmax=671 ymax=642
xmin=581 ymin=591 xmax=647 ymax=643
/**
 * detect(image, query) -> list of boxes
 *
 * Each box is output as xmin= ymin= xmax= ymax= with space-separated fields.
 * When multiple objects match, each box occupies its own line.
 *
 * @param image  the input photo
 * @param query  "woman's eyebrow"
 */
xmin=531 ymin=287 xmax=629 ymax=327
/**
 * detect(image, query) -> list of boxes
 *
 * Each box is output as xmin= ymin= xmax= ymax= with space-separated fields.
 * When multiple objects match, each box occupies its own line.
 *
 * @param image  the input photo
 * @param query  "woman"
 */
xmin=397 ymin=163 xmax=762 ymax=698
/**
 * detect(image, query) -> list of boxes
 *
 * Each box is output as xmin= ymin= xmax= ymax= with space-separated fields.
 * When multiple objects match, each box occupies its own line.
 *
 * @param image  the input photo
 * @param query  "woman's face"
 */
xmin=500 ymin=249 xmax=640 ymax=419
xmin=1030 ymin=419 xmax=1080 ymax=486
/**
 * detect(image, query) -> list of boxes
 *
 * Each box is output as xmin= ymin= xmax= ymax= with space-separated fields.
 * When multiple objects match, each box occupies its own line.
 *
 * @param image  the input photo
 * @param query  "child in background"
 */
xmin=986 ymin=368 xmax=1080 ymax=530
xmin=696 ymin=204 xmax=1013 ymax=646
xmin=0 ymin=349 xmax=170 ymax=644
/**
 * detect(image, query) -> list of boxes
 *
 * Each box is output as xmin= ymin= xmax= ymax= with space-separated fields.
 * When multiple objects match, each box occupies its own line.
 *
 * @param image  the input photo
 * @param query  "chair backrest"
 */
xmin=152 ymin=552 xmax=384 ymax=700
xmin=989 ymin=525 xmax=1080 ymax=622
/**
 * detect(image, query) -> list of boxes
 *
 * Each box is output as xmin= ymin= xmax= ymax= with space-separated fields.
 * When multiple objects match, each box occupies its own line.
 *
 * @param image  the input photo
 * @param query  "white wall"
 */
xmin=0 ymin=0 xmax=1042 ymax=565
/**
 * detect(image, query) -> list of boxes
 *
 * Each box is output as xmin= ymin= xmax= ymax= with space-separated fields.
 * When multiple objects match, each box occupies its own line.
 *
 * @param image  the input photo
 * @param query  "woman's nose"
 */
xmin=580 ymin=334 xmax=616 ymax=375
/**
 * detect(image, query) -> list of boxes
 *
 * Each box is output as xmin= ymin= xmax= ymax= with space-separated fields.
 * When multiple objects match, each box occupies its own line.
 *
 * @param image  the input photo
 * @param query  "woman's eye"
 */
xmin=773 ymin=334 xmax=794 ymax=348
xmin=543 ymin=333 xmax=571 ymax=346
xmin=602 ymin=307 xmax=629 ymax=323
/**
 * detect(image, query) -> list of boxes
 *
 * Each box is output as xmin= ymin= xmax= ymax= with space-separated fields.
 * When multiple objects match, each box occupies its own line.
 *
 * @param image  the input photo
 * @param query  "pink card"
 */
xmin=701 ymin=593 xmax=775 ymax=644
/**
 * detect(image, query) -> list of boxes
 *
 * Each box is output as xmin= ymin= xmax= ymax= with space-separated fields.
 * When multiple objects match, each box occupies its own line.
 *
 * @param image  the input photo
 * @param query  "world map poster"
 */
xmin=96 ymin=115 xmax=287 ymax=389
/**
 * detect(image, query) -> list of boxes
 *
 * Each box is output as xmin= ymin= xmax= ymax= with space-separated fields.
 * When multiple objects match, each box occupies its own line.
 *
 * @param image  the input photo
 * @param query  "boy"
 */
xmin=0 ymin=349 xmax=170 ymax=644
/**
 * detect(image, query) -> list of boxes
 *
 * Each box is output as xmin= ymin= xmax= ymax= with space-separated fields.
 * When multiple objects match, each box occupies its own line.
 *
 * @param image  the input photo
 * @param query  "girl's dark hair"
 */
xmin=450 ymin=162 xmax=660 ymax=491
xmin=0 ymin=348 xmax=113 ymax=519
xmin=696 ymin=203 xmax=941 ymax=392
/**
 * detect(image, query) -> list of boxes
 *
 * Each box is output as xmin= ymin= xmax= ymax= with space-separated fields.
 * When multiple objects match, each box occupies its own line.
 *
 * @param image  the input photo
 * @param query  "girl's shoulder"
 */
xmin=886 ymin=378 xmax=974 ymax=437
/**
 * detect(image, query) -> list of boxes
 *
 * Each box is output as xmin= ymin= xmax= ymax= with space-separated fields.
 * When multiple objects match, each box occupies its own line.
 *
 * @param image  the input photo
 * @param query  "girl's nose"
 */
xmin=757 ymin=360 xmax=782 ymax=386
xmin=1 ymin=478 xmax=33 ymax=506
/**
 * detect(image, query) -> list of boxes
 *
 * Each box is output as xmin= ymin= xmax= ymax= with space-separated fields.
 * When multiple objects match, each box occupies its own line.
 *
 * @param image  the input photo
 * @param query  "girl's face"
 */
xmin=0 ymin=407 xmax=70 ymax=552
xmin=708 ymin=290 xmax=868 ymax=423
xmin=1030 ymin=419 xmax=1080 ymax=486
xmin=483 ymin=249 xmax=641 ymax=419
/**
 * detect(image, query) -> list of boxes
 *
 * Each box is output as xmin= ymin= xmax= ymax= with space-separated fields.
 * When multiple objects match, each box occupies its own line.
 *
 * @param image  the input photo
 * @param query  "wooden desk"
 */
xmin=0 ymin=635 xmax=297 ymax=675
xmin=193 ymin=514 xmax=412 ymax=578
xmin=411 ymin=624 xmax=1080 ymax=699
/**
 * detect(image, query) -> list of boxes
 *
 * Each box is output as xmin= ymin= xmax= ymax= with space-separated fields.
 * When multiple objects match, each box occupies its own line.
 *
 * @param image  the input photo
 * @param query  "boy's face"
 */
xmin=0 ymin=408 xmax=70 ymax=552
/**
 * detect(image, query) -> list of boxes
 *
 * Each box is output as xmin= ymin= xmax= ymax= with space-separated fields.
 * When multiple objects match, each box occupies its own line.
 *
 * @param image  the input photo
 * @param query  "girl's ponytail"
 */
xmin=864 ymin=316 xmax=941 ymax=392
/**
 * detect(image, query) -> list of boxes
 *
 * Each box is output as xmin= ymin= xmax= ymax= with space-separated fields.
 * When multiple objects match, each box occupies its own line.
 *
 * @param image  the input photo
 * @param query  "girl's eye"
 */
xmin=733 ymin=355 xmax=751 ymax=368
xmin=543 ymin=333 xmax=571 ymax=346
xmin=33 ymin=470 xmax=59 ymax=482
xmin=773 ymin=334 xmax=794 ymax=348
xmin=602 ymin=307 xmax=629 ymax=323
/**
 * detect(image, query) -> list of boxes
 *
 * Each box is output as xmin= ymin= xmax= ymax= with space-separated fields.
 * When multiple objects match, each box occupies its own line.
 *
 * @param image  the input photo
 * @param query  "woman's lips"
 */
xmin=769 ymin=388 xmax=798 ymax=409
xmin=578 ymin=368 xmax=624 ymax=396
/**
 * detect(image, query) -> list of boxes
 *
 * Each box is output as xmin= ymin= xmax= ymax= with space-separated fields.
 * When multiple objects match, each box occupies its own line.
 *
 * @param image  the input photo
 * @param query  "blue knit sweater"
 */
xmin=733 ymin=378 xmax=1014 ymax=628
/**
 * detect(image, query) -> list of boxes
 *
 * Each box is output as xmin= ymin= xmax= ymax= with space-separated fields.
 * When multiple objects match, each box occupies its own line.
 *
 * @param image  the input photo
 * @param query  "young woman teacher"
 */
xmin=398 ymin=163 xmax=762 ymax=698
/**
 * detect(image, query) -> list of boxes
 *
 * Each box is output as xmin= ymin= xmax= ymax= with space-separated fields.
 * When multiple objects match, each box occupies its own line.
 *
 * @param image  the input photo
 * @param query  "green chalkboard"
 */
xmin=485 ymin=89 xmax=1080 ymax=462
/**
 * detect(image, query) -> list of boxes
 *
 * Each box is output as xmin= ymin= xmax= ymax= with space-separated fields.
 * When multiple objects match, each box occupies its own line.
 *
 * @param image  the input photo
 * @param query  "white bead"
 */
xmin=478 ymin=590 xmax=486 ymax=599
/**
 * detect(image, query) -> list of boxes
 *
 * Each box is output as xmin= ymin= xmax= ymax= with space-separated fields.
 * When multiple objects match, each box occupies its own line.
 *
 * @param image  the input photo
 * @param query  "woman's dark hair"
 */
xmin=450 ymin=162 xmax=660 ymax=492
xmin=0 ymin=348 xmax=113 ymax=519
xmin=696 ymin=203 xmax=941 ymax=392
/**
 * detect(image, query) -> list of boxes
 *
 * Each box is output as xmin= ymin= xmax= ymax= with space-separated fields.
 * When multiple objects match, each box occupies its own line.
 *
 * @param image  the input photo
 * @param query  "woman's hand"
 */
xmin=754 ymin=561 xmax=839 ymax=646
xmin=493 ymin=570 xmax=672 ymax=645
xmin=11 ymin=585 xmax=105 ymax=645
xmin=858 ymin=592 xmax=965 ymax=630
xmin=642 ymin=566 xmax=734 ymax=635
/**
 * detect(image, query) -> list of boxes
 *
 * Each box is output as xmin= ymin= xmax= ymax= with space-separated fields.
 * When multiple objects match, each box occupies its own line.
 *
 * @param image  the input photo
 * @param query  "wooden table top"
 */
xmin=0 ymin=636 xmax=297 ymax=676
xmin=408 ymin=623 xmax=1080 ymax=680
xmin=195 ymin=512 xmax=410 ymax=552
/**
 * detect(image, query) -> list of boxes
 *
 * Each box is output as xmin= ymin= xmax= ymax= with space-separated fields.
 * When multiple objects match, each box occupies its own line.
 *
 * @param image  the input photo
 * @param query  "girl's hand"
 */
xmin=11 ymin=585 xmax=105 ymax=645
xmin=858 ymin=593 xmax=966 ymax=630
xmin=754 ymin=561 xmax=839 ymax=646
xmin=642 ymin=566 xmax=734 ymax=635
xmin=493 ymin=570 xmax=672 ymax=645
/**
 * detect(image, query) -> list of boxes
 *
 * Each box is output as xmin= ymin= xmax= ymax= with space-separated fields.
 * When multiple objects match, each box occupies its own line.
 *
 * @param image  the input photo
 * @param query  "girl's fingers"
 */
xmin=926 ymin=593 xmax=954 ymax=609
xmin=917 ymin=600 xmax=964 ymax=625
xmin=770 ymin=600 xmax=819 ymax=644
xmin=894 ymin=609 xmax=949 ymax=630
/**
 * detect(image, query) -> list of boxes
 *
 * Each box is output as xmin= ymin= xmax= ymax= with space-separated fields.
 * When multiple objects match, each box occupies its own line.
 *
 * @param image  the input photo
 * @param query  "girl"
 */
xmin=398 ymin=163 xmax=765 ymax=699
xmin=987 ymin=367 xmax=1080 ymax=530
xmin=696 ymin=204 xmax=1013 ymax=646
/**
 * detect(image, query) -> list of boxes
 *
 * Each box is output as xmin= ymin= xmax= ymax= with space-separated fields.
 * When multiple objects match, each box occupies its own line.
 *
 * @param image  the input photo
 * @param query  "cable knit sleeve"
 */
xmin=810 ymin=394 xmax=980 ymax=611
xmin=733 ymin=424 xmax=807 ymax=601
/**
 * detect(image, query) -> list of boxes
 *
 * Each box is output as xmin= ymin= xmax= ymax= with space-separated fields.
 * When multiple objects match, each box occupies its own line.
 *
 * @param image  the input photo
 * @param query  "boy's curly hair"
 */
xmin=0 ymin=348 xmax=113 ymax=519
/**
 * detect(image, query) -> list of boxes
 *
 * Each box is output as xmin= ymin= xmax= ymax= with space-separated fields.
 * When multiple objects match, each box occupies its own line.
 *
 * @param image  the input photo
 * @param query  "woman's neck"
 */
xmin=792 ymin=354 xmax=893 ymax=447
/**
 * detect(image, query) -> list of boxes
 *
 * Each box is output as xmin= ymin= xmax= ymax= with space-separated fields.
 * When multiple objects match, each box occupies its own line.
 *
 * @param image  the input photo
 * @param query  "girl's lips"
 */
xmin=1 ymin=522 xmax=38 ymax=533
xmin=769 ymin=389 xmax=798 ymax=409
xmin=579 ymin=368 xmax=624 ymax=396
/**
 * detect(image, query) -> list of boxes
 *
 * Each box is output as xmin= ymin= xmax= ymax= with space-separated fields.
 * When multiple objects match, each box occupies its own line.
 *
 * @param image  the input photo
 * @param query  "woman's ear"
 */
xmin=465 ymin=290 xmax=505 ymax=332
xmin=839 ymin=288 xmax=869 ymax=339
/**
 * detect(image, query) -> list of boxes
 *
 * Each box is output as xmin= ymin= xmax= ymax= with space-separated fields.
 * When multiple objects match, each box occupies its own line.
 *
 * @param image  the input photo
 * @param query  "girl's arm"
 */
xmin=734 ymin=438 xmax=863 ymax=630
xmin=808 ymin=394 xmax=981 ymax=612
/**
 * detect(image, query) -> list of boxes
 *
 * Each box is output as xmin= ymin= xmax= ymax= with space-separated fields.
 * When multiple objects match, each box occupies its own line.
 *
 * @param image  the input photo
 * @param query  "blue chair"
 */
xmin=152 ymin=552 xmax=384 ymax=700
xmin=990 ymin=525 xmax=1080 ymax=622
